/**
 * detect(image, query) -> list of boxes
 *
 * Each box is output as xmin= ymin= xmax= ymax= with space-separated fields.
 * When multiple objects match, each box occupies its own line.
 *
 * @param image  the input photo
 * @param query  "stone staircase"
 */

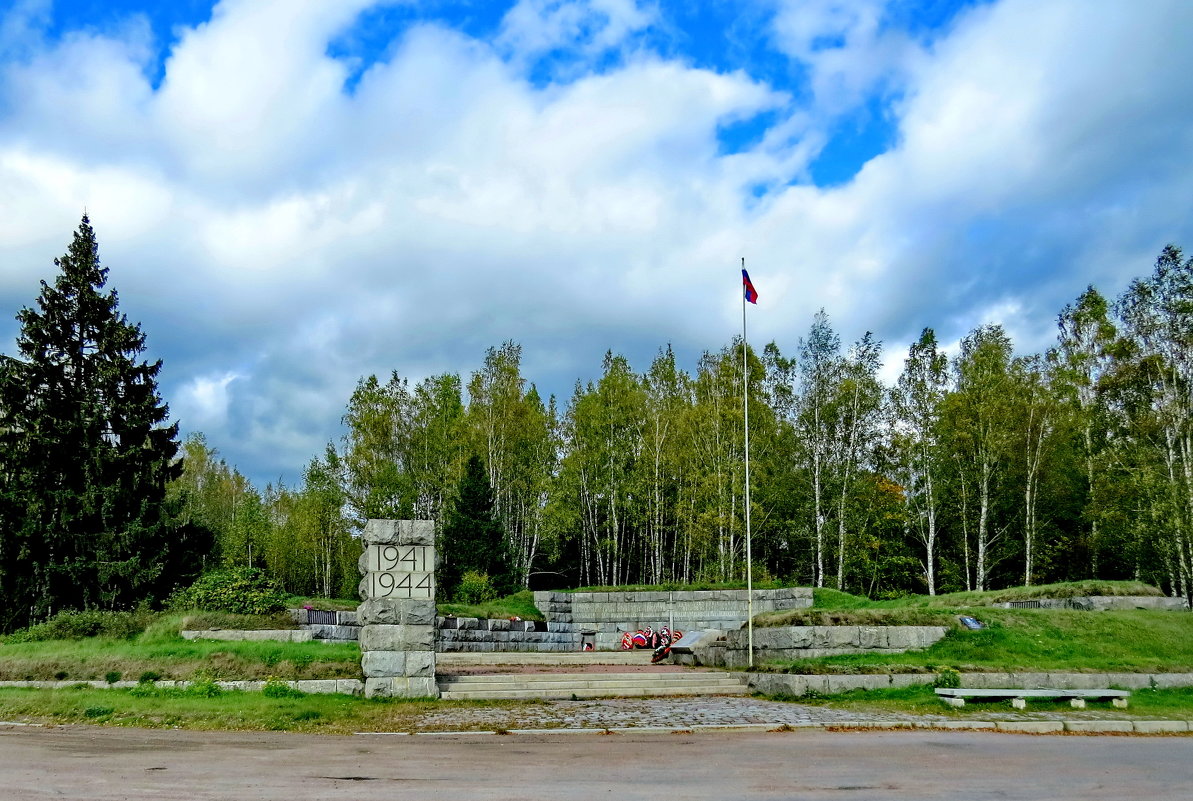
xmin=437 ymin=669 xmax=748 ymax=700
xmin=437 ymin=651 xmax=654 ymax=667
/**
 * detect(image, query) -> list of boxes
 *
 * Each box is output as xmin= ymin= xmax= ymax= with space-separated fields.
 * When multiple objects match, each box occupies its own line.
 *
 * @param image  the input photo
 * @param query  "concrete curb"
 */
xmin=352 ymin=719 xmax=1192 ymax=737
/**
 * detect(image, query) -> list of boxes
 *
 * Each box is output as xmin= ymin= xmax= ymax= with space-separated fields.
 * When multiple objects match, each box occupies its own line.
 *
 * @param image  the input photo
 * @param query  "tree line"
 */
xmin=3 ymin=218 xmax=1191 ymax=634
xmin=191 ymin=245 xmax=1193 ymax=604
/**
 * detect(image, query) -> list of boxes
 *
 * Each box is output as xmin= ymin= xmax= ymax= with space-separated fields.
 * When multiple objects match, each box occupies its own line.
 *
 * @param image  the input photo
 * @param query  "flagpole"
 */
xmin=742 ymin=257 xmax=754 ymax=669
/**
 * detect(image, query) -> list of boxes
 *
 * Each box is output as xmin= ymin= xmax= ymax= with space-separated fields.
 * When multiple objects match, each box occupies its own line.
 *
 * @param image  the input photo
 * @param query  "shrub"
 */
xmin=933 ymin=667 xmax=961 ymax=689
xmin=185 ymin=677 xmax=223 ymax=698
xmin=263 ymin=678 xmax=305 ymax=699
xmin=456 ymin=571 xmax=497 ymax=605
xmin=104 ymin=671 xmax=122 ymax=684
xmin=138 ymin=671 xmax=161 ymax=684
xmin=5 ymin=609 xmax=152 ymax=642
xmin=169 ymin=568 xmax=288 ymax=615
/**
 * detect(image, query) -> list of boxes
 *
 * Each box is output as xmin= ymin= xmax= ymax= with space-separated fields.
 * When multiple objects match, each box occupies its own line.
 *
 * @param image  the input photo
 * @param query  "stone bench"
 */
xmin=936 ymin=687 xmax=1130 ymax=709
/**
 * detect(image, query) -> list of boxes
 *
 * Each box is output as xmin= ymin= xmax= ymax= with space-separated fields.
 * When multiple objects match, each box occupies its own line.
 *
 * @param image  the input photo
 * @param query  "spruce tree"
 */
xmin=438 ymin=454 xmax=514 ymax=599
xmin=0 ymin=216 xmax=206 ymax=631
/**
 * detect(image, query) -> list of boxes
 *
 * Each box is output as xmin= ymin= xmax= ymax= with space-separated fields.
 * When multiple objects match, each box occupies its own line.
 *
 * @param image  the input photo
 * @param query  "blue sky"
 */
xmin=2 ymin=0 xmax=1192 ymax=486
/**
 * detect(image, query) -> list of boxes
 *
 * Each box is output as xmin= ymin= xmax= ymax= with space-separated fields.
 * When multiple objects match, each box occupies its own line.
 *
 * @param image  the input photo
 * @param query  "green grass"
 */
xmin=763 ymin=684 xmax=1193 ymax=721
xmin=287 ymin=596 xmax=359 ymax=612
xmin=758 ymin=607 xmax=961 ymax=628
xmin=292 ymin=591 xmax=548 ymax=621
xmin=3 ymin=683 xmax=1191 ymax=733
xmin=755 ymin=608 xmax=1193 ymax=675
xmin=0 ymin=686 xmax=539 ymax=734
xmin=438 ymin=590 xmax=545 ymax=621
xmin=0 ymin=614 xmax=360 ymax=682
xmin=174 ymin=611 xmax=299 ymax=631
xmin=760 ymin=580 xmax=1173 ymax=628
xmin=807 ymin=581 xmax=1164 ymax=612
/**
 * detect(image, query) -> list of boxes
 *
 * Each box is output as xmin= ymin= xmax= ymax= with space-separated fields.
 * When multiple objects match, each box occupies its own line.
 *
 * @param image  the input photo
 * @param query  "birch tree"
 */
xmin=891 ymin=328 xmax=949 ymax=594
xmin=1053 ymin=287 xmax=1117 ymax=572
xmin=797 ymin=310 xmax=841 ymax=587
xmin=943 ymin=325 xmax=1015 ymax=591
xmin=831 ymin=332 xmax=884 ymax=591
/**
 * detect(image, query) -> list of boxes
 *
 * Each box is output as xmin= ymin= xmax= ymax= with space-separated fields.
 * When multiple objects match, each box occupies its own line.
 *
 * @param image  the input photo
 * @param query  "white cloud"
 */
xmin=497 ymin=0 xmax=657 ymax=70
xmin=1 ymin=0 xmax=1192 ymax=483
xmin=769 ymin=0 xmax=921 ymax=114
xmin=176 ymin=370 xmax=241 ymax=429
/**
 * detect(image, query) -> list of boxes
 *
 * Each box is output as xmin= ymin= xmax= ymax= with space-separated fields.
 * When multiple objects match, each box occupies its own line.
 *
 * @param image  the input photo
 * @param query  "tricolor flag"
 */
xmin=742 ymin=269 xmax=758 ymax=304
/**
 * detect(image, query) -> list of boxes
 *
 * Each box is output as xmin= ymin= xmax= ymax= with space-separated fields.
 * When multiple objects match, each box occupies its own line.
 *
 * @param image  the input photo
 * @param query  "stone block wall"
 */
xmin=999 ymin=595 xmax=1189 ymax=611
xmin=436 ymin=618 xmax=579 ymax=651
xmin=180 ymin=629 xmax=313 ymax=642
xmin=534 ymin=588 xmax=813 ymax=650
xmin=684 ymin=625 xmax=950 ymax=668
xmin=289 ymin=609 xmax=360 ymax=641
xmin=746 ymin=672 xmax=1193 ymax=697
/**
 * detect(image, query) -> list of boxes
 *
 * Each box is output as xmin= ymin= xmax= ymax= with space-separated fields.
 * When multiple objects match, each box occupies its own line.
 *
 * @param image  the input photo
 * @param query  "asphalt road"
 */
xmin=3 ymin=725 xmax=1190 ymax=800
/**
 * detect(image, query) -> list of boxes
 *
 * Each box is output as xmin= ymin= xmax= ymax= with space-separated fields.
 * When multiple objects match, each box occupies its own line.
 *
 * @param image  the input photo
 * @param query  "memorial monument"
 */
xmin=357 ymin=519 xmax=439 ymax=699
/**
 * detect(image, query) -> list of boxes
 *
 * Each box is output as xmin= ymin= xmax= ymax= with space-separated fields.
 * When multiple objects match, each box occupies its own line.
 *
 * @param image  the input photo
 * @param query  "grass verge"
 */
xmin=0 ymin=686 xmax=541 ymax=734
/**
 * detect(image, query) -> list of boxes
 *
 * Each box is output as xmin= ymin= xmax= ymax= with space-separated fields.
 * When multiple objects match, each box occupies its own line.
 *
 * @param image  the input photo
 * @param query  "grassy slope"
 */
xmin=438 ymin=591 xmax=544 ymax=621
xmin=763 ymin=609 xmax=1193 ymax=674
xmin=753 ymin=583 xmax=1193 ymax=674
xmin=0 ymin=615 xmax=359 ymax=682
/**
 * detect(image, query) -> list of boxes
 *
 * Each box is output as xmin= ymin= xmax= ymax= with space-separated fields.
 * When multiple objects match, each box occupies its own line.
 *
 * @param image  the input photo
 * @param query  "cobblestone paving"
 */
xmin=401 ymin=695 xmax=1095 ymax=733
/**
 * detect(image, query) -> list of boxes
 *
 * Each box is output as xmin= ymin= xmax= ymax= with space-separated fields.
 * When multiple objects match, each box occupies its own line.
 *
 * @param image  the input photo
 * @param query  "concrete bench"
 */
xmin=935 ymin=688 xmax=1131 ymax=709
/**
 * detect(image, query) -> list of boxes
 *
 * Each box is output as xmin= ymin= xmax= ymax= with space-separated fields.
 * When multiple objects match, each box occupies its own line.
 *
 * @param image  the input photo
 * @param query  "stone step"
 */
xmin=438 ymin=672 xmax=738 ymax=686
xmin=437 ymin=671 xmax=747 ymax=700
xmin=438 ymin=651 xmax=654 ymax=666
xmin=440 ymin=686 xmax=749 ymax=700
xmin=438 ymin=680 xmax=746 ymax=694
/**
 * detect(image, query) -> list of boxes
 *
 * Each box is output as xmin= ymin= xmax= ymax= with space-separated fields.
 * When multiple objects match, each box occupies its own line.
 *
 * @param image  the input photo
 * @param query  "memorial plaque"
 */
xmin=366 ymin=544 xmax=432 ymax=573
xmin=363 ymin=545 xmax=434 ymax=599
xmin=368 ymin=570 xmax=435 ymax=599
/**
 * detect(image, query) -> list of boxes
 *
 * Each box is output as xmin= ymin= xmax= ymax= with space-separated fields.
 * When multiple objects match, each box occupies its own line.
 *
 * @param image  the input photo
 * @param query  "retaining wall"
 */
xmin=681 ymin=625 xmax=950 ymax=668
xmin=289 ymin=608 xmax=360 ymax=641
xmin=9 ymin=671 xmax=1188 ymax=699
xmin=747 ymin=672 xmax=1193 ymax=697
xmin=999 ymin=595 xmax=1189 ymax=611
xmin=534 ymin=588 xmax=813 ymax=650
xmin=180 ymin=629 xmax=313 ymax=642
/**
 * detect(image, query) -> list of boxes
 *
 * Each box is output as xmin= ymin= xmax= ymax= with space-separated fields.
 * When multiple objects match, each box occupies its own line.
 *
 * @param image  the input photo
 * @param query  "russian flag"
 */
xmin=742 ymin=269 xmax=758 ymax=304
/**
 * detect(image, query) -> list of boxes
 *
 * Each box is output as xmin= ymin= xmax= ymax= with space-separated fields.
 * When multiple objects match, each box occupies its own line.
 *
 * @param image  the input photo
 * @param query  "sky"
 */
xmin=2 ymin=0 xmax=1192 ymax=487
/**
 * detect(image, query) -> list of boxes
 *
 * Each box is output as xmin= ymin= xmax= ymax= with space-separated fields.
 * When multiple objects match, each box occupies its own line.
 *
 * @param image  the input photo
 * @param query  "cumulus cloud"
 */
xmin=1 ymin=0 xmax=1191 ymax=484
xmin=769 ymin=0 xmax=920 ymax=113
xmin=497 ymin=0 xmax=658 ymax=72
